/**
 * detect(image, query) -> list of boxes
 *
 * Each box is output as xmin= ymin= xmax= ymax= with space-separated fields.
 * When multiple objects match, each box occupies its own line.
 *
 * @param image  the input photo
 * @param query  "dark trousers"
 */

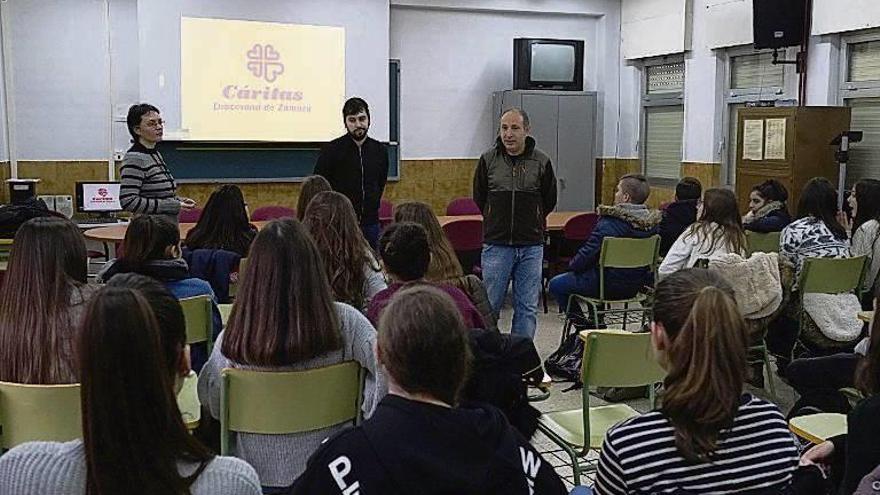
xmin=361 ymin=222 xmax=380 ymax=251
xmin=786 ymin=352 xmax=861 ymax=418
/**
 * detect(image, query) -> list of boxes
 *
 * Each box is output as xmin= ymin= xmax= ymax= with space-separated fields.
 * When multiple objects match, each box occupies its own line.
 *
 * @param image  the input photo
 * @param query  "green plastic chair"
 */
xmin=537 ymin=330 xmax=666 ymax=484
xmin=562 ymin=235 xmax=660 ymax=341
xmin=180 ymin=295 xmax=213 ymax=355
xmin=748 ymin=324 xmax=778 ymax=400
xmin=0 ymin=239 xmax=13 ymax=263
xmin=0 ymin=382 xmax=82 ymax=450
xmin=220 ymin=361 xmax=365 ymax=455
xmin=746 ymin=231 xmax=781 ymax=255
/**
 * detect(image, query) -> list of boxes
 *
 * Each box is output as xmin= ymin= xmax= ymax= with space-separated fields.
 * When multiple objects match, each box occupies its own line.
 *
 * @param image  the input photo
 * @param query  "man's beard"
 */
xmin=349 ymin=127 xmax=368 ymax=140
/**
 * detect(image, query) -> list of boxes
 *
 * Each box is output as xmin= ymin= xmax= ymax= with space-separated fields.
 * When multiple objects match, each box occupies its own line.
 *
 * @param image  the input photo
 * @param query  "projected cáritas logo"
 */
xmin=246 ymin=44 xmax=284 ymax=83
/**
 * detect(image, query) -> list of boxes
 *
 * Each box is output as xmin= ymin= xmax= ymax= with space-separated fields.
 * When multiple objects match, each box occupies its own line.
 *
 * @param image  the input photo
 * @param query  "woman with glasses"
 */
xmin=120 ymin=103 xmax=197 ymax=224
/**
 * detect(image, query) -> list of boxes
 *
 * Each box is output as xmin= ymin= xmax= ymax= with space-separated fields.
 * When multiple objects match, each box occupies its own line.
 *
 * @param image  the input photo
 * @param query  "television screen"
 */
xmin=77 ymin=182 xmax=122 ymax=212
xmin=530 ymin=43 xmax=576 ymax=82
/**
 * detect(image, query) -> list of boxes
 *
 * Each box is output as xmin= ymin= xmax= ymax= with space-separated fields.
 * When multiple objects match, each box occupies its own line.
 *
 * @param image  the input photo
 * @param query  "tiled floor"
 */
xmin=497 ymin=306 xmax=798 ymax=489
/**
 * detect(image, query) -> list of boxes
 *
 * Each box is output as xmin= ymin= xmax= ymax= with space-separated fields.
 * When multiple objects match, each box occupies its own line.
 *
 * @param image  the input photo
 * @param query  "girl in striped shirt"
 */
xmin=595 ymin=268 xmax=799 ymax=494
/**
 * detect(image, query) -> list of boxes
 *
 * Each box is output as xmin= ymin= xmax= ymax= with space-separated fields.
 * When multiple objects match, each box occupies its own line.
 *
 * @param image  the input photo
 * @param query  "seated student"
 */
xmin=0 ymin=277 xmax=260 ymax=495
xmin=594 ymin=269 xmax=799 ymax=494
xmin=0 ymin=217 xmax=96 ymax=384
xmin=801 ymin=295 xmax=880 ymax=494
xmin=393 ymin=201 xmax=465 ymax=281
xmin=197 ymin=218 xmax=384 ymax=491
xmin=303 ymin=191 xmax=386 ymax=311
xmin=547 ymin=174 xmax=660 ymax=323
xmin=97 ymin=215 xmax=222 ymax=371
xmin=658 ymin=188 xmax=747 ymax=278
xmin=848 ymin=179 xmax=880 ymax=296
xmin=368 ymin=222 xmax=485 ymax=329
xmin=291 ymin=286 xmax=566 ymax=495
xmin=658 ymin=176 xmax=701 ymax=256
xmin=185 ymin=184 xmax=257 ymax=257
xmin=296 ymin=174 xmax=332 ymax=221
xmin=743 ymin=179 xmax=792 ymax=233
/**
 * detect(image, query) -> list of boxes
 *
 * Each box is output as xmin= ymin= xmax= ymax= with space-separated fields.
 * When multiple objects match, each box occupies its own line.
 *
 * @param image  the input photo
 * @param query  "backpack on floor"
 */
xmin=544 ymin=331 xmax=584 ymax=386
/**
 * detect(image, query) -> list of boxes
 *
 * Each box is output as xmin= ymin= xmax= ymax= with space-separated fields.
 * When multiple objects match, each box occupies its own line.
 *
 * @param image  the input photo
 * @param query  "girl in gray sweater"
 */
xmin=0 ymin=275 xmax=260 ymax=494
xmin=197 ymin=218 xmax=385 ymax=491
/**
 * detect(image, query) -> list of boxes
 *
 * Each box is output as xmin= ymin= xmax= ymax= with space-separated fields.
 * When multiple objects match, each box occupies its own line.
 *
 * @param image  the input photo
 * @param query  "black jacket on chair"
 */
xmin=314 ymin=134 xmax=389 ymax=225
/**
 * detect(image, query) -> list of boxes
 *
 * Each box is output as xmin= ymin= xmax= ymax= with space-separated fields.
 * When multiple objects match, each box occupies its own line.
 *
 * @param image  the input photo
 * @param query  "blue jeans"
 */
xmin=481 ymin=243 xmax=543 ymax=339
xmin=548 ymin=270 xmax=599 ymax=314
xmin=570 ymin=487 xmax=593 ymax=495
xmin=361 ymin=222 xmax=380 ymax=251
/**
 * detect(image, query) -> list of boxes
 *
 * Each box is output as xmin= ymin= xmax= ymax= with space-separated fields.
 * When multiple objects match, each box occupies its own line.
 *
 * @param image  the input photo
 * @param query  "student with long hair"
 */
xmin=0 ymin=278 xmax=260 ymax=495
xmin=197 ymin=218 xmax=383 ymax=491
xmin=393 ymin=201 xmax=465 ymax=281
xmin=185 ymin=184 xmax=257 ymax=257
xmin=594 ymin=269 xmax=799 ymax=494
xmin=292 ymin=286 xmax=566 ymax=494
xmin=296 ymin=175 xmax=332 ymax=221
xmin=302 ymin=191 xmax=386 ymax=310
xmin=801 ymin=291 xmax=880 ymax=494
xmin=0 ymin=217 xmax=96 ymax=384
xmin=659 ymin=188 xmax=747 ymax=277
xmin=743 ymin=179 xmax=792 ymax=233
xmin=781 ymin=177 xmax=850 ymax=281
xmin=848 ymin=178 xmax=880 ymax=295
xmin=368 ymin=222 xmax=485 ymax=329
xmin=97 ymin=215 xmax=222 ymax=371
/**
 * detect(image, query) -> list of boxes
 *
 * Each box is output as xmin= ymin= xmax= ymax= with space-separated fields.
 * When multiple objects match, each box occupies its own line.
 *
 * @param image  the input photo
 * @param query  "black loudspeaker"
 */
xmin=753 ymin=0 xmax=807 ymax=49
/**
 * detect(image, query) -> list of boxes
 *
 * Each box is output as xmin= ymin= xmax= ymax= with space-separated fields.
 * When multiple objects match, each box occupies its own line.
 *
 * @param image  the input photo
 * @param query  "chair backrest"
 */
xmin=443 ymin=218 xmax=483 ymax=252
xmin=250 ymin=205 xmax=296 ymax=221
xmin=563 ymin=212 xmax=598 ymax=241
xmin=446 ymin=197 xmax=481 ymax=216
xmin=220 ymin=362 xmax=365 ymax=455
xmin=799 ymin=256 xmax=867 ymax=295
xmin=598 ymin=235 xmax=660 ymax=300
xmin=178 ymin=207 xmax=203 ymax=223
xmin=746 ymin=230 xmax=781 ymax=255
xmin=179 ymin=295 xmax=213 ymax=353
xmin=0 ymin=381 xmax=82 ymax=449
xmin=581 ymin=330 xmax=666 ymax=388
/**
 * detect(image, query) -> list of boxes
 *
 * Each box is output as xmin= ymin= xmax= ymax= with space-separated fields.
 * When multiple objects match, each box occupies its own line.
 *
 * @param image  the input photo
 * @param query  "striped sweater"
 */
xmin=594 ymin=394 xmax=799 ymax=494
xmin=120 ymin=142 xmax=180 ymax=217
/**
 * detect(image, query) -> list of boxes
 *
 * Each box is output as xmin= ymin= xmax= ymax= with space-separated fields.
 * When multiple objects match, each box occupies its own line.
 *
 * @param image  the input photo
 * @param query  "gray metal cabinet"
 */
xmin=493 ymin=90 xmax=597 ymax=211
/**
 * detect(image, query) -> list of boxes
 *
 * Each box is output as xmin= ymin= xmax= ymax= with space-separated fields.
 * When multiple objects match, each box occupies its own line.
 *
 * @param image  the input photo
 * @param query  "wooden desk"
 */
xmin=177 ymin=370 xmax=200 ymax=430
xmin=789 ymin=413 xmax=847 ymax=444
xmin=437 ymin=211 xmax=588 ymax=232
xmin=84 ymin=221 xmax=269 ymax=243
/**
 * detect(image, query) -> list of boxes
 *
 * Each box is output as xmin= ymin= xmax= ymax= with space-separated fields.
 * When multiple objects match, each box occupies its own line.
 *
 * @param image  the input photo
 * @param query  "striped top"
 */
xmin=594 ymin=394 xmax=799 ymax=494
xmin=120 ymin=142 xmax=180 ymax=217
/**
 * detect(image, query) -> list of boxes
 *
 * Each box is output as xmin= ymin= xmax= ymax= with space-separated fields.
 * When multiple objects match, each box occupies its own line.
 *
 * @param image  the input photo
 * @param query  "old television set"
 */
xmin=513 ymin=38 xmax=584 ymax=91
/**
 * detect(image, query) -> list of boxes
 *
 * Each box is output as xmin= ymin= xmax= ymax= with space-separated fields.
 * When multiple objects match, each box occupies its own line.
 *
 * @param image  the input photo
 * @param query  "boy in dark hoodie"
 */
xmin=548 ymin=174 xmax=661 ymax=324
xmin=290 ymin=286 xmax=567 ymax=495
xmin=658 ymin=177 xmax=701 ymax=256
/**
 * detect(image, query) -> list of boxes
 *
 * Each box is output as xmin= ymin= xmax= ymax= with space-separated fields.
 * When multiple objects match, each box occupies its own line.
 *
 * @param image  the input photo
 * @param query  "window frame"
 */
xmin=640 ymin=56 xmax=685 ymax=186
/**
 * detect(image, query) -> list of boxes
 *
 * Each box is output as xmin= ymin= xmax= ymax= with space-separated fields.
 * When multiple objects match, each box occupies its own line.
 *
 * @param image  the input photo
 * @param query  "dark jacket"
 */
xmin=744 ymin=201 xmax=792 ymax=233
xmin=568 ymin=204 xmax=661 ymax=298
xmin=473 ymin=136 xmax=557 ymax=246
xmin=182 ymin=248 xmax=241 ymax=304
xmin=830 ymin=394 xmax=880 ymax=494
xmin=658 ymin=199 xmax=697 ymax=256
xmin=314 ymin=134 xmax=389 ymax=225
xmin=290 ymin=395 xmax=566 ymax=495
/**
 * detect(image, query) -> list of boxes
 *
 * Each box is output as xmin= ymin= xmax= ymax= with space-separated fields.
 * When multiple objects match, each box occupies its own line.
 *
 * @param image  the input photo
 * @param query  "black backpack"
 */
xmin=0 ymin=197 xmax=52 ymax=238
xmin=544 ymin=332 xmax=584 ymax=386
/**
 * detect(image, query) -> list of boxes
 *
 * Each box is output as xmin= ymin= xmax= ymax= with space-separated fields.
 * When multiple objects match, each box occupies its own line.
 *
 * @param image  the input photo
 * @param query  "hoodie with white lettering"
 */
xmin=289 ymin=395 xmax=566 ymax=495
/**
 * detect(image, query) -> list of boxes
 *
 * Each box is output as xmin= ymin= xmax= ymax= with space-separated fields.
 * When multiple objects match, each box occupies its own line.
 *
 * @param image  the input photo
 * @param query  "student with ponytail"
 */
xmin=594 ymin=268 xmax=799 ymax=494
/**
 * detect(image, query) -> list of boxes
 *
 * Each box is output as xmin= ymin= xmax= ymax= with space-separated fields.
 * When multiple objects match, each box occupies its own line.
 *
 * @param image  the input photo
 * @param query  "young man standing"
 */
xmin=473 ymin=108 xmax=557 ymax=339
xmin=314 ymin=97 xmax=389 ymax=248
